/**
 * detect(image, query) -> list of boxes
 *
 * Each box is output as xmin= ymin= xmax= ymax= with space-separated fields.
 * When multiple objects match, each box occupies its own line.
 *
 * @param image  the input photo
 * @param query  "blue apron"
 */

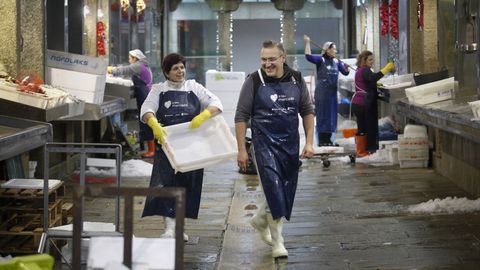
xmin=315 ymin=56 xmax=339 ymax=133
xmin=142 ymin=90 xmax=203 ymax=219
xmin=132 ymin=75 xmax=153 ymax=142
xmin=252 ymin=70 xmax=301 ymax=221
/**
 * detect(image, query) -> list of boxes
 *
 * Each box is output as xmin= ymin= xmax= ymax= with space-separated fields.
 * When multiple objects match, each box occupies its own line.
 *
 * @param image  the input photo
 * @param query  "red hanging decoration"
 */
xmin=390 ymin=0 xmax=399 ymax=40
xmin=417 ymin=0 xmax=424 ymax=30
xmin=380 ymin=0 xmax=389 ymax=36
xmin=96 ymin=22 xmax=106 ymax=56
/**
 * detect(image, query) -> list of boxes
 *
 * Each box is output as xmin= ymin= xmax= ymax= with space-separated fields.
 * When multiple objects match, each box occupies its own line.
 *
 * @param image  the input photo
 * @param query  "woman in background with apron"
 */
xmin=304 ymin=35 xmax=350 ymax=146
xmin=140 ymin=53 xmax=223 ymax=241
xmin=352 ymin=50 xmax=395 ymax=157
xmin=107 ymin=49 xmax=154 ymax=157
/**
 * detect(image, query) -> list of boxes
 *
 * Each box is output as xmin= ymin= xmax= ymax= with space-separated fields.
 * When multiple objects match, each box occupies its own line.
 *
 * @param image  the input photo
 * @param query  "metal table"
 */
xmin=0 ymin=99 xmax=73 ymax=122
xmin=59 ymin=95 xmax=127 ymax=143
xmin=62 ymin=95 xmax=127 ymax=121
xmin=0 ymin=115 xmax=52 ymax=161
xmin=395 ymin=96 xmax=480 ymax=144
xmin=104 ymin=83 xmax=136 ymax=110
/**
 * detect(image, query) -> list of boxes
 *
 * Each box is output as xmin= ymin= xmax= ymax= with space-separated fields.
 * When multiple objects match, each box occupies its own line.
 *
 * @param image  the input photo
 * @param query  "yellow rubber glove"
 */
xmin=107 ymin=66 xmax=114 ymax=74
xmin=189 ymin=109 xmax=211 ymax=129
xmin=380 ymin=62 xmax=395 ymax=75
xmin=147 ymin=117 xmax=167 ymax=144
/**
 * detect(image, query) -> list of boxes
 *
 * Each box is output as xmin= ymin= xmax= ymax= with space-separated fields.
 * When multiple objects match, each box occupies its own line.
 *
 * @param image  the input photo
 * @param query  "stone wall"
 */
xmin=409 ymin=0 xmax=439 ymax=73
xmin=0 ymin=0 xmax=18 ymax=77
xmin=0 ymin=0 xmax=44 ymax=78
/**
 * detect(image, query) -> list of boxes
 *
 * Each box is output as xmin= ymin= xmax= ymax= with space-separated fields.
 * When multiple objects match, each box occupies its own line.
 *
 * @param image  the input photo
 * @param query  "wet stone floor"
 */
xmin=81 ymin=156 xmax=480 ymax=270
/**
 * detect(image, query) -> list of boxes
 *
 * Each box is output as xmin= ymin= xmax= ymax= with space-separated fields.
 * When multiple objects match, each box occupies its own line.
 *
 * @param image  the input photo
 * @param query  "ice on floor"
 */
xmin=408 ymin=197 xmax=480 ymax=214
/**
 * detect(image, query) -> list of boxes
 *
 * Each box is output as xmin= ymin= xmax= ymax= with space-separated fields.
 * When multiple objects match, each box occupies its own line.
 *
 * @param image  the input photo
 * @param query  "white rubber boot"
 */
xmin=249 ymin=203 xmax=272 ymax=246
xmin=161 ymin=217 xmax=189 ymax=242
xmin=267 ymin=214 xmax=288 ymax=258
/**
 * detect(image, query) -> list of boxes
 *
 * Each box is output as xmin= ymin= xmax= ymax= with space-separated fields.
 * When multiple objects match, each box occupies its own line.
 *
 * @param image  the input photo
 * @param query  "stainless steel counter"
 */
xmin=0 ymin=98 xmax=71 ymax=122
xmin=105 ymin=83 xmax=136 ymax=110
xmin=395 ymin=96 xmax=480 ymax=143
xmin=62 ymin=95 xmax=127 ymax=121
xmin=0 ymin=115 xmax=52 ymax=161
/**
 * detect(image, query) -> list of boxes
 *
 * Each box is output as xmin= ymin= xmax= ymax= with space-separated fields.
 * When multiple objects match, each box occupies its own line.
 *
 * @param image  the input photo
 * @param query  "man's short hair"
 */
xmin=262 ymin=40 xmax=285 ymax=55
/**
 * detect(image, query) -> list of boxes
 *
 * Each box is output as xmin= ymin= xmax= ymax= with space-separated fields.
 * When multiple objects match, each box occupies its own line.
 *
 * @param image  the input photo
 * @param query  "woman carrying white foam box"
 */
xmin=139 ymin=53 xmax=223 ymax=242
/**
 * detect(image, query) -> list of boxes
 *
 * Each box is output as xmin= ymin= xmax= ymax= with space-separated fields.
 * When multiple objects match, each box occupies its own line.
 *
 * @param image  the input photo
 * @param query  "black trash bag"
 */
xmin=239 ymin=137 xmax=257 ymax=175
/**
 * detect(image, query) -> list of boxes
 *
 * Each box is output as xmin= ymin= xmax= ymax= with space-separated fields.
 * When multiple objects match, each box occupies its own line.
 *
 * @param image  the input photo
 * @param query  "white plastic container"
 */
xmin=403 ymin=124 xmax=427 ymax=138
xmin=162 ymin=115 xmax=237 ymax=173
xmin=405 ymin=77 xmax=456 ymax=105
xmin=468 ymin=100 xmax=480 ymax=119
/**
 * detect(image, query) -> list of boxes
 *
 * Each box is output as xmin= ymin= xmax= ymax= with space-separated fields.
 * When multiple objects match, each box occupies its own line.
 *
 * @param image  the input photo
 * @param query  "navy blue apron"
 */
xmin=252 ymin=70 xmax=301 ymax=221
xmin=315 ymin=56 xmax=339 ymax=133
xmin=142 ymin=90 xmax=203 ymax=219
xmin=132 ymin=75 xmax=153 ymax=142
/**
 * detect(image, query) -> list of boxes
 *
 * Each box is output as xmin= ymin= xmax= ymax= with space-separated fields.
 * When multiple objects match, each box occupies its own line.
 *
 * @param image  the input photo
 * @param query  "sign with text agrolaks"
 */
xmin=46 ymin=50 xmax=107 ymax=75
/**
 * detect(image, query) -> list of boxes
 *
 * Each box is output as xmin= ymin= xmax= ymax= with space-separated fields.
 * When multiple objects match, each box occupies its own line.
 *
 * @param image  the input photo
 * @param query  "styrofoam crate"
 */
xmin=205 ymin=70 xmax=245 ymax=92
xmin=46 ymin=67 xmax=106 ymax=104
xmin=468 ymin=100 xmax=480 ymax=119
xmin=398 ymin=135 xmax=429 ymax=162
xmin=0 ymin=81 xmax=69 ymax=109
xmin=405 ymin=77 xmax=455 ymax=105
xmin=379 ymin=73 xmax=415 ymax=86
xmin=162 ymin=115 xmax=237 ymax=173
xmin=398 ymin=148 xmax=428 ymax=160
xmin=399 ymin=159 xmax=428 ymax=168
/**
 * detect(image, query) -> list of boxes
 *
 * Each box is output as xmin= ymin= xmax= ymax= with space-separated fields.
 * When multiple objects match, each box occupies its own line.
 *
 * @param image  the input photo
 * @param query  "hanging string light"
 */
xmin=229 ymin=12 xmax=233 ymax=71
xmin=293 ymin=11 xmax=298 ymax=70
xmin=215 ymin=13 xmax=220 ymax=71
xmin=280 ymin=13 xmax=284 ymax=44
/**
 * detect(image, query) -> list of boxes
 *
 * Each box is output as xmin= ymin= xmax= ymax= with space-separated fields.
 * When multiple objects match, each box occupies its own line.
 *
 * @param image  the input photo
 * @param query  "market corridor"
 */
xmin=83 ymin=157 xmax=480 ymax=270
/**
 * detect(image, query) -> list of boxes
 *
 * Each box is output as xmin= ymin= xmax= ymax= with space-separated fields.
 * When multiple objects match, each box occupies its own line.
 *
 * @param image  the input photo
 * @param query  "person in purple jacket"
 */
xmin=304 ymin=35 xmax=350 ymax=146
xmin=108 ymin=49 xmax=154 ymax=158
xmin=352 ymin=50 xmax=395 ymax=157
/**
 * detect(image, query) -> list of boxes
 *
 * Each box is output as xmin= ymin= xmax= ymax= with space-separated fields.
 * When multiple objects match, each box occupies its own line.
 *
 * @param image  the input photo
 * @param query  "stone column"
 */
xmin=206 ymin=0 xmax=241 ymax=71
xmin=0 ymin=0 xmax=44 ymax=78
xmin=272 ymin=0 xmax=305 ymax=67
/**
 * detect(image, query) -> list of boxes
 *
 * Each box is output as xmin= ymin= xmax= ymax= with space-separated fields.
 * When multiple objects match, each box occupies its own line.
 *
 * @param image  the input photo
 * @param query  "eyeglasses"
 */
xmin=261 ymin=55 xmax=283 ymax=63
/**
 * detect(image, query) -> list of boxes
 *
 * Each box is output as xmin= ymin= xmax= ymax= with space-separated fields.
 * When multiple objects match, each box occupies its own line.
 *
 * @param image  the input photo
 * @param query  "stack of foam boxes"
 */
xmin=398 ymin=124 xmax=429 ymax=168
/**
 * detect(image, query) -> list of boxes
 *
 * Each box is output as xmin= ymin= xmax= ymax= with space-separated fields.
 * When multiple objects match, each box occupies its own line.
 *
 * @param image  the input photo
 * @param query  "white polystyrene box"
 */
xmin=46 ymin=67 xmax=106 ymax=104
xmin=205 ymin=70 xmax=245 ymax=128
xmin=468 ymin=100 xmax=480 ymax=119
xmin=405 ymin=77 xmax=455 ymax=105
xmin=162 ymin=115 xmax=238 ymax=173
xmin=87 ymin=237 xmax=175 ymax=270
xmin=205 ymin=70 xmax=245 ymax=92
xmin=379 ymin=73 xmax=415 ymax=86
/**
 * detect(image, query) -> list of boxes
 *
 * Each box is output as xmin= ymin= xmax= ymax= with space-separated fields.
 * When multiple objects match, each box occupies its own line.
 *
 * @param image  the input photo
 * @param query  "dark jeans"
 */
xmin=317 ymin=132 xmax=332 ymax=145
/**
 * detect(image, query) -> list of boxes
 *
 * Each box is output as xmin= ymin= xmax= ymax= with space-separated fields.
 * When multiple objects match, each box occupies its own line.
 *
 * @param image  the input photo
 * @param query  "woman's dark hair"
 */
xmin=356 ymin=50 xmax=373 ymax=67
xmin=161 ymin=53 xmax=186 ymax=78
